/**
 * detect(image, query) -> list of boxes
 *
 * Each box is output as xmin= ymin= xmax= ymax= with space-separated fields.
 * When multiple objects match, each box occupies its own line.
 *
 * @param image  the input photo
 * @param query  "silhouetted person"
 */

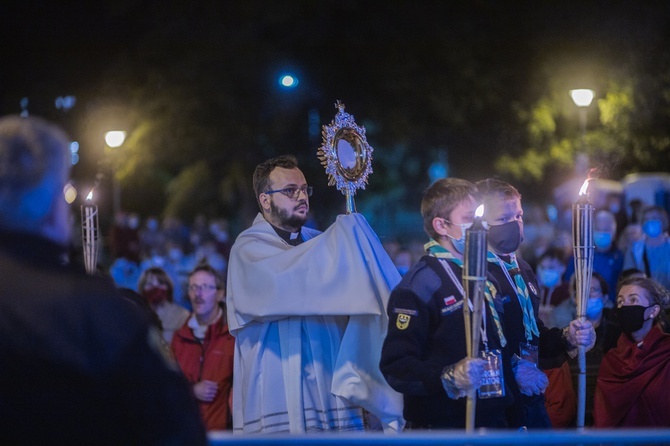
xmin=0 ymin=115 xmax=206 ymax=445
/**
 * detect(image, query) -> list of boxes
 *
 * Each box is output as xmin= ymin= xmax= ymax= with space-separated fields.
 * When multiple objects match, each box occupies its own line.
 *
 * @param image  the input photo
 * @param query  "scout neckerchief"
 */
xmin=425 ymin=239 xmax=506 ymax=347
xmin=487 ymin=251 xmax=539 ymax=342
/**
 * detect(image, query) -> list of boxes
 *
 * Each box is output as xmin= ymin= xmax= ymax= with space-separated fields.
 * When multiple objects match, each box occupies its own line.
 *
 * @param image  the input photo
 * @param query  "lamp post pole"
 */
xmin=104 ymin=130 xmax=126 ymax=217
xmin=570 ymin=88 xmax=595 ymax=170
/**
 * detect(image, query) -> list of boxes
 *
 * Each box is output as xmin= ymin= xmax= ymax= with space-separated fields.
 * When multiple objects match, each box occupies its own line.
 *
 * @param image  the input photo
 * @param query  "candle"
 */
xmin=572 ymin=179 xmax=594 ymax=320
xmin=571 ymin=178 xmax=594 ymax=430
xmin=81 ymin=190 xmax=99 ymax=274
xmin=462 ymin=204 xmax=487 ymax=432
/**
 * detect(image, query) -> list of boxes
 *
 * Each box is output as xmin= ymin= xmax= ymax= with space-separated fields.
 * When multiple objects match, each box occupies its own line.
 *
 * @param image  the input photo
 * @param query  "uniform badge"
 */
xmin=444 ymin=295 xmax=457 ymax=306
xmin=396 ymin=313 xmax=411 ymax=330
xmin=527 ymin=281 xmax=538 ymax=296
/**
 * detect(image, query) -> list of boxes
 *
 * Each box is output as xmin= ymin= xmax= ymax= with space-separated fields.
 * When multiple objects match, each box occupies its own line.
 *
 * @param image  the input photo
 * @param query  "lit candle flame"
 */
xmin=86 ymin=190 xmax=94 ymax=201
xmin=475 ymin=204 xmax=484 ymax=218
xmin=578 ymin=179 xmax=589 ymax=196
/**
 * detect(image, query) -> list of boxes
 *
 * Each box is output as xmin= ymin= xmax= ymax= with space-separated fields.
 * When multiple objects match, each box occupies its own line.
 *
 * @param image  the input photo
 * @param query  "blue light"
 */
xmin=70 ymin=141 xmax=79 ymax=165
xmin=279 ymin=74 xmax=298 ymax=88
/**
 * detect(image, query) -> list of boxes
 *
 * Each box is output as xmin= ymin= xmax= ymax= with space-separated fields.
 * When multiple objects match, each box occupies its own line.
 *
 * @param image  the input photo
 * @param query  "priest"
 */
xmin=227 ymin=155 xmax=404 ymax=434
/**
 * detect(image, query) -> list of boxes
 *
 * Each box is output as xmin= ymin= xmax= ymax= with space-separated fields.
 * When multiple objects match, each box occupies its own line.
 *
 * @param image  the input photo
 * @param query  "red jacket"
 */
xmin=172 ymin=315 xmax=235 ymax=431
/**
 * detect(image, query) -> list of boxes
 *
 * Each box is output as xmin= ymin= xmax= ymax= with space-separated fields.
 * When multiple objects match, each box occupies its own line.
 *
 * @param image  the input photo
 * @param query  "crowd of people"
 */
xmin=2 ymin=114 xmax=670 ymax=443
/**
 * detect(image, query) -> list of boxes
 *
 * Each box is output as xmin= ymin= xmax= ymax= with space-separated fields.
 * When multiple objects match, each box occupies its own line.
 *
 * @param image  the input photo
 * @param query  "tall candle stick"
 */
xmin=463 ymin=204 xmax=487 ymax=432
xmin=572 ymin=178 xmax=594 ymax=430
xmin=81 ymin=190 xmax=99 ymax=275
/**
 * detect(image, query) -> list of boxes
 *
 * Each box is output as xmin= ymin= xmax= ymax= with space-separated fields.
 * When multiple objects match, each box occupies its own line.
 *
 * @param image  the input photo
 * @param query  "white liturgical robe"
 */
xmin=227 ymin=212 xmax=404 ymax=433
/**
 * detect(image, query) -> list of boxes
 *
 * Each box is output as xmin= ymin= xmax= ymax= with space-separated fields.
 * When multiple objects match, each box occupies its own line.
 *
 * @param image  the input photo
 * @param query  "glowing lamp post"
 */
xmin=572 ymin=178 xmax=594 ymax=430
xmin=81 ymin=189 xmax=99 ymax=274
xmin=570 ymin=88 xmax=595 ymax=133
xmin=463 ymin=204 xmax=487 ymax=432
xmin=104 ymin=130 xmax=126 ymax=217
xmin=570 ymin=88 xmax=595 ymax=171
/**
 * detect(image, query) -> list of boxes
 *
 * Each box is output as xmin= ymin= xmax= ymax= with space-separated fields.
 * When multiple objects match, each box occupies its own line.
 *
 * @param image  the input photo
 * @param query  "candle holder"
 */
xmin=317 ymin=101 xmax=373 ymax=214
xmin=572 ymin=179 xmax=594 ymax=430
xmin=462 ymin=205 xmax=487 ymax=432
xmin=81 ymin=191 xmax=99 ymax=275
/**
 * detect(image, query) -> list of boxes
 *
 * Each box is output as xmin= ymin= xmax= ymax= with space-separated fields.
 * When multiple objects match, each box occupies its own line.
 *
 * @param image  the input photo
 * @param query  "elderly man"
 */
xmin=0 ymin=115 xmax=206 ymax=444
xmin=227 ymin=155 xmax=404 ymax=434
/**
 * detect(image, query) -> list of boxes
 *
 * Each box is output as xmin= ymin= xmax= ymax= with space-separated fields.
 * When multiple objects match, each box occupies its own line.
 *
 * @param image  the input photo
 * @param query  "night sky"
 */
xmin=1 ymin=0 xmax=669 ymax=224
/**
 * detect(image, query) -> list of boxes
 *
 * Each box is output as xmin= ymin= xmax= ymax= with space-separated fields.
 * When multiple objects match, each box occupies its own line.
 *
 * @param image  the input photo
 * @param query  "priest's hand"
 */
xmin=194 ymin=380 xmax=219 ymax=402
xmin=441 ymin=357 xmax=486 ymax=400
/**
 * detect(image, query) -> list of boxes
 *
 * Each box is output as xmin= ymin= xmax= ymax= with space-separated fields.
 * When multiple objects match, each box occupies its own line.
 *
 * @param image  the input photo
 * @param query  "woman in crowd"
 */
xmin=171 ymin=263 xmax=235 ymax=431
xmin=138 ymin=267 xmax=190 ymax=343
xmin=594 ymin=276 xmax=670 ymax=427
xmin=544 ymin=272 xmax=617 ymax=426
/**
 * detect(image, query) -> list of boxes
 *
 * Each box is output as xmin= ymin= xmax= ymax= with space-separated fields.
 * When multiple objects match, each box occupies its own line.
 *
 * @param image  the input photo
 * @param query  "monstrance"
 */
xmin=317 ymin=101 xmax=373 ymax=214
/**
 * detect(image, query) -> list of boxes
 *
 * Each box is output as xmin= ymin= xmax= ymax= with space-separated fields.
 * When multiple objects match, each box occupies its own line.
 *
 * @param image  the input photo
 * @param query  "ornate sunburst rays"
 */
xmin=317 ymin=101 xmax=373 ymax=197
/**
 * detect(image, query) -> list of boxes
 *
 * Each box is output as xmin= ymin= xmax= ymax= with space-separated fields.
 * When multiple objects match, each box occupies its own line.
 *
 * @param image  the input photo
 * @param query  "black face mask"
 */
xmin=488 ymin=220 xmax=523 ymax=254
xmin=616 ymin=305 xmax=654 ymax=334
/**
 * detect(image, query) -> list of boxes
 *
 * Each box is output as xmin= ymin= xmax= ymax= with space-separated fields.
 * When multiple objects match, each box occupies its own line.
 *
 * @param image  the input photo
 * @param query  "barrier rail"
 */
xmin=209 ymin=428 xmax=670 ymax=445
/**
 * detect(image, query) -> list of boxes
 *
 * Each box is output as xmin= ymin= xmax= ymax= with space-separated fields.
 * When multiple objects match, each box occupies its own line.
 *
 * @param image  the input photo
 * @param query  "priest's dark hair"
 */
xmin=252 ymin=155 xmax=299 ymax=210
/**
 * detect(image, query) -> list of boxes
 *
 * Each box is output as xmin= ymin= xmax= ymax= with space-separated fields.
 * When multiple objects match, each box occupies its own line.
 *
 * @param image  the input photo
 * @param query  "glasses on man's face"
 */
xmin=188 ymin=284 xmax=218 ymax=293
xmin=265 ymin=185 xmax=313 ymax=200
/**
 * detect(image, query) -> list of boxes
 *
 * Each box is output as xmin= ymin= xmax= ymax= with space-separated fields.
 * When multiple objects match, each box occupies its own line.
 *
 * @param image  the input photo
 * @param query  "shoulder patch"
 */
xmin=396 ymin=313 xmax=411 ymax=330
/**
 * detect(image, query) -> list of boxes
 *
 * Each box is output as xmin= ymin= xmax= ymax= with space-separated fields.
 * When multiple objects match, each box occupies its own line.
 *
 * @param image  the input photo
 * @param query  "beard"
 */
xmin=269 ymin=200 xmax=308 ymax=231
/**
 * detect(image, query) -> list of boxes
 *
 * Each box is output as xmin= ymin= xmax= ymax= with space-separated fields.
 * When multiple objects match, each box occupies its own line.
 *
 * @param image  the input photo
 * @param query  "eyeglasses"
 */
xmin=188 ymin=284 xmax=218 ymax=293
xmin=265 ymin=185 xmax=313 ymax=199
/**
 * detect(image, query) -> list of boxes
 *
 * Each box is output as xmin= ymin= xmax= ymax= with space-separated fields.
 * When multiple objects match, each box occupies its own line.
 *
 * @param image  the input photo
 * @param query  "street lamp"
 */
xmin=570 ymin=89 xmax=595 ymax=174
xmin=104 ymin=130 xmax=126 ymax=217
xmin=570 ymin=89 xmax=595 ymax=134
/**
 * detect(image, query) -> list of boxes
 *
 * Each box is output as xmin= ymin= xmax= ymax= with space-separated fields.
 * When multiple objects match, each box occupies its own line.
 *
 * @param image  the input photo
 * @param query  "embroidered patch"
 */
xmin=396 ymin=313 xmax=411 ymax=330
xmin=441 ymin=300 xmax=463 ymax=315
xmin=444 ymin=295 xmax=457 ymax=306
xmin=393 ymin=308 xmax=418 ymax=316
xmin=527 ymin=281 xmax=538 ymax=296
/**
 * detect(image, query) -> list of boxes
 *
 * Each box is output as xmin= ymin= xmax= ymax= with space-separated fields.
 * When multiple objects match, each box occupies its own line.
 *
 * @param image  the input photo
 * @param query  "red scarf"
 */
xmin=594 ymin=326 xmax=670 ymax=427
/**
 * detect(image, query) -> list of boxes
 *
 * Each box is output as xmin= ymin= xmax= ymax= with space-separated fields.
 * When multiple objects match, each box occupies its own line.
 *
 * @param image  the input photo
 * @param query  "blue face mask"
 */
xmin=585 ymin=297 xmax=604 ymax=320
xmin=643 ymin=219 xmax=663 ymax=238
xmin=538 ymin=268 xmax=561 ymax=288
xmin=447 ymin=221 xmax=472 ymax=254
xmin=593 ymin=231 xmax=613 ymax=251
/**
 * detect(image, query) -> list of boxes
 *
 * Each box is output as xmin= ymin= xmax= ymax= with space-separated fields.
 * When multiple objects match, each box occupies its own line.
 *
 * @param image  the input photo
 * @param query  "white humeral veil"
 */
xmin=227 ymin=212 xmax=405 ymax=434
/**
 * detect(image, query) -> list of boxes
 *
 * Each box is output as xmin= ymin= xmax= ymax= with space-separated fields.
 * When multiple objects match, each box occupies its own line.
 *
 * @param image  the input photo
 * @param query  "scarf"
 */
xmin=425 ymin=239 xmax=506 ymax=347
xmin=487 ymin=251 xmax=539 ymax=342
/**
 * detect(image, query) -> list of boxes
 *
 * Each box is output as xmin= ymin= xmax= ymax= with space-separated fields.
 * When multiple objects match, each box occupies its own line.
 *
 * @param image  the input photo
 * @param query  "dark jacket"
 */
xmin=0 ymin=230 xmax=207 ymax=445
xmin=487 ymin=254 xmax=569 ymax=428
xmin=380 ymin=255 xmax=513 ymax=428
